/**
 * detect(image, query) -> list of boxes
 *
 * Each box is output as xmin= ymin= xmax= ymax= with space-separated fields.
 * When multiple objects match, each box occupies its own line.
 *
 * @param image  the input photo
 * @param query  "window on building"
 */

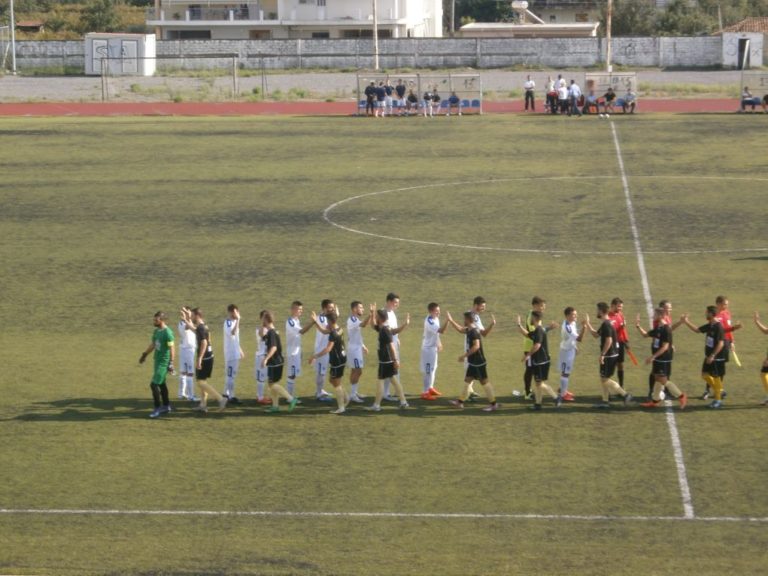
xmin=312 ymin=31 xmax=330 ymax=38
xmin=168 ymin=29 xmax=212 ymax=39
xmin=575 ymin=13 xmax=588 ymax=22
xmin=249 ymin=30 xmax=270 ymax=39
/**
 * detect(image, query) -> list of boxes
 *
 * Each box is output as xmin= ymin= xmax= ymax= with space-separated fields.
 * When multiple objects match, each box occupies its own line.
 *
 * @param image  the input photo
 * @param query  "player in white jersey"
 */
xmin=382 ymin=292 xmax=410 ymax=400
xmin=312 ymin=299 xmax=337 ymax=402
xmin=347 ymin=300 xmax=372 ymax=403
xmin=420 ymin=302 xmax=448 ymax=400
xmin=254 ymin=310 xmax=271 ymax=404
xmin=222 ymin=304 xmax=244 ymax=404
xmin=557 ymin=307 xmax=584 ymax=401
xmin=177 ymin=306 xmax=198 ymax=401
xmin=284 ymin=300 xmax=316 ymax=398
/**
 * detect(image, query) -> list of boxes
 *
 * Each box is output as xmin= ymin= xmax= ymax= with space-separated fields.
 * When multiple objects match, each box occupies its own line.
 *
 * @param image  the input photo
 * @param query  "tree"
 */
xmin=602 ymin=0 xmax=658 ymax=36
xmin=80 ymin=0 xmax=123 ymax=33
xmin=656 ymin=0 xmax=717 ymax=35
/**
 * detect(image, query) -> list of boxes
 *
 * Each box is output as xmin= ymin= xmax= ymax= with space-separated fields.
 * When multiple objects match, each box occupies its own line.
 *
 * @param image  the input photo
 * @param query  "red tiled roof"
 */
xmin=719 ymin=17 xmax=768 ymax=33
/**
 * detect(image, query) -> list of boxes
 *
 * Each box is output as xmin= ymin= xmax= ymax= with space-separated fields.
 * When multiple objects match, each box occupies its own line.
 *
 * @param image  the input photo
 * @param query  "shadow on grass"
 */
xmin=6 ymin=394 xmax=762 ymax=422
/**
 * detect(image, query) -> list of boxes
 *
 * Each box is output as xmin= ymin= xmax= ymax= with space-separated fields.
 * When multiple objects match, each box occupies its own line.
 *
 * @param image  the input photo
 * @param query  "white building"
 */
xmin=147 ymin=0 xmax=443 ymax=39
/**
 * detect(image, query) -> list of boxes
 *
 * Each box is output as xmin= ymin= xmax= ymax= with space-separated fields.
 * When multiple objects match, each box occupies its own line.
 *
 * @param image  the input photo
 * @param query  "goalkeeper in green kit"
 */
xmin=139 ymin=311 xmax=175 ymax=419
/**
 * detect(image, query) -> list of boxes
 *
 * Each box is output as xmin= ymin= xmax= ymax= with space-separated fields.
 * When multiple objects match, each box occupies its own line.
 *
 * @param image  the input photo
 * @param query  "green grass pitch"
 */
xmin=0 ymin=114 xmax=767 ymax=575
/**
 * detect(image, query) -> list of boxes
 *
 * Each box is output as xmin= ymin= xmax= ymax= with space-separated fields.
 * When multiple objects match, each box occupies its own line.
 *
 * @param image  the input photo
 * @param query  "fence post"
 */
xmin=232 ymin=55 xmax=239 ymax=100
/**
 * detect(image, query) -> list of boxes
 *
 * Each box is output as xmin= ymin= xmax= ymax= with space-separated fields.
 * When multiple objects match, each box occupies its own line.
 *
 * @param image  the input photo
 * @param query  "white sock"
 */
xmin=315 ymin=375 xmax=325 ymax=397
xmin=560 ymin=376 xmax=569 ymax=394
xmin=257 ymin=380 xmax=265 ymax=399
xmin=187 ymin=377 xmax=195 ymax=398
xmin=351 ymin=383 xmax=359 ymax=396
xmin=423 ymin=374 xmax=431 ymax=393
xmin=179 ymin=375 xmax=186 ymax=397
xmin=287 ymin=380 xmax=295 ymax=396
xmin=383 ymin=379 xmax=391 ymax=397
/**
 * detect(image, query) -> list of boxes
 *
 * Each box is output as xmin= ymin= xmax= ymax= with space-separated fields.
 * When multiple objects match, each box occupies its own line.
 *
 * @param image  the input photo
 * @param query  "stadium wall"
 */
xmin=11 ymin=35 xmax=761 ymax=71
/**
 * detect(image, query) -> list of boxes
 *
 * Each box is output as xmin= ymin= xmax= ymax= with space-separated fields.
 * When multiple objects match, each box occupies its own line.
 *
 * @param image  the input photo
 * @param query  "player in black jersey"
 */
xmin=635 ymin=308 xmax=687 ymax=410
xmin=309 ymin=311 xmax=349 ymax=414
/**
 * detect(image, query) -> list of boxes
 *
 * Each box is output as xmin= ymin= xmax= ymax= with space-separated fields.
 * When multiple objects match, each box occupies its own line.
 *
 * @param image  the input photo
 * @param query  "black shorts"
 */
xmin=617 ymin=342 xmax=626 ymax=363
xmin=652 ymin=360 xmax=672 ymax=379
xmin=532 ymin=362 xmax=550 ymax=382
xmin=267 ymin=364 xmax=283 ymax=383
xmin=761 ymin=364 xmax=768 ymax=374
xmin=329 ymin=364 xmax=345 ymax=380
xmin=466 ymin=364 xmax=488 ymax=381
xmin=378 ymin=362 xmax=397 ymax=380
xmin=701 ymin=360 xmax=725 ymax=377
xmin=600 ymin=355 xmax=618 ymax=379
xmin=196 ymin=356 xmax=213 ymax=380
xmin=722 ymin=340 xmax=731 ymax=363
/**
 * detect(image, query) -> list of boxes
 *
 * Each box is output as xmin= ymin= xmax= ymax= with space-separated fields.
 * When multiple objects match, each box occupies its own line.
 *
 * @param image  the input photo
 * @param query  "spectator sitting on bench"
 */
xmin=447 ymin=91 xmax=461 ymax=116
xmin=602 ymin=86 xmax=616 ymax=116
xmin=406 ymin=89 xmax=419 ymax=115
xmin=583 ymin=90 xmax=600 ymax=114
xmin=621 ymin=88 xmax=637 ymax=114
xmin=740 ymin=86 xmax=762 ymax=112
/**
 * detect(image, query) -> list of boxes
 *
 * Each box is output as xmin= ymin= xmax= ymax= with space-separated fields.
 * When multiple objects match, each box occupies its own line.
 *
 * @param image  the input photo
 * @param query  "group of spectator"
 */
xmin=526 ymin=74 xmax=637 ymax=116
xmin=740 ymin=86 xmax=768 ymax=113
xmin=363 ymin=79 xmax=464 ymax=117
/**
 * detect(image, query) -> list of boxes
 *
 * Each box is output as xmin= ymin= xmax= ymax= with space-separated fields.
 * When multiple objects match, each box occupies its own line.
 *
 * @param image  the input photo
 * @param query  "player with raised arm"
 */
xmin=309 ymin=311 xmax=349 ymax=414
xmin=177 ymin=306 xmax=198 ymax=402
xmin=367 ymin=309 xmax=408 ymax=412
xmin=184 ymin=308 xmax=227 ymax=413
xmin=704 ymin=295 xmax=743 ymax=399
xmin=466 ymin=296 xmax=496 ymax=401
xmin=635 ymin=309 xmax=687 ymax=410
xmin=382 ymin=292 xmax=410 ymax=401
xmin=312 ymin=299 xmax=338 ymax=403
xmin=557 ymin=306 xmax=584 ymax=402
xmin=517 ymin=311 xmax=561 ymax=411
xmin=261 ymin=311 xmax=299 ymax=414
xmin=645 ymin=300 xmax=684 ymax=398
xmin=583 ymin=302 xmax=633 ymax=409
xmin=139 ymin=311 xmax=175 ymax=418
xmin=420 ymin=302 xmax=448 ymax=400
xmin=753 ymin=312 xmax=768 ymax=405
xmin=285 ymin=300 xmax=315 ymax=399
xmin=347 ymin=301 xmax=372 ymax=403
xmin=222 ymin=304 xmax=244 ymax=404
xmin=522 ymin=297 xmax=557 ymax=400
xmin=447 ymin=311 xmax=499 ymax=412
xmin=682 ymin=306 xmax=726 ymax=409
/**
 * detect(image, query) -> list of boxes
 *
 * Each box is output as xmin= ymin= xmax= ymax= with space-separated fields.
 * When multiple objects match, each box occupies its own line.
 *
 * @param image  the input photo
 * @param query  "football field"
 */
xmin=0 ymin=114 xmax=767 ymax=575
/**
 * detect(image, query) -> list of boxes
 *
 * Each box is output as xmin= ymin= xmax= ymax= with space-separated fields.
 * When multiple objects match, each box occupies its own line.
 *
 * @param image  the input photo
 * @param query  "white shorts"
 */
xmin=287 ymin=355 xmax=302 ymax=380
xmin=255 ymin=354 xmax=267 ymax=383
xmin=347 ymin=346 xmax=365 ymax=369
xmin=179 ymin=348 xmax=196 ymax=374
xmin=225 ymin=357 xmax=240 ymax=381
xmin=315 ymin=355 xmax=328 ymax=378
xmin=420 ymin=348 xmax=438 ymax=375
xmin=558 ymin=349 xmax=577 ymax=375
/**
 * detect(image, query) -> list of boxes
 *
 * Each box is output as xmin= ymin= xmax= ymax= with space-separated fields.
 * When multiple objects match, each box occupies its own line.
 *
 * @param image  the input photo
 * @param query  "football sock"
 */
xmin=618 ymin=369 xmax=625 ymax=388
xmin=351 ymin=383 xmax=359 ymax=397
xmin=315 ymin=375 xmax=325 ymax=397
xmin=539 ymin=382 xmax=557 ymax=400
xmin=560 ymin=375 xmax=569 ymax=395
xmin=524 ymin=368 xmax=533 ymax=395
xmin=374 ymin=381 xmax=385 ymax=406
xmin=602 ymin=379 xmax=624 ymax=401
xmin=651 ymin=382 xmax=663 ymax=402
xmin=383 ymin=378 xmax=391 ymax=398
xmin=666 ymin=380 xmax=682 ymax=398
xmin=286 ymin=380 xmax=295 ymax=396
xmin=459 ymin=382 xmax=471 ymax=402
xmin=391 ymin=377 xmax=406 ymax=404
xmin=187 ymin=376 xmax=195 ymax=398
xmin=334 ymin=385 xmax=345 ymax=410
xmin=467 ymin=381 xmax=476 ymax=395
xmin=257 ymin=379 xmax=265 ymax=400
xmin=179 ymin=375 xmax=186 ymax=397
xmin=423 ymin=373 xmax=433 ymax=393
xmin=648 ymin=372 xmax=655 ymax=396
xmin=711 ymin=377 xmax=723 ymax=401
xmin=270 ymin=383 xmax=292 ymax=407
xmin=150 ymin=383 xmax=161 ymax=408
xmin=762 ymin=372 xmax=768 ymax=393
xmin=197 ymin=381 xmax=222 ymax=403
xmin=159 ymin=383 xmax=170 ymax=407
xmin=483 ymin=382 xmax=496 ymax=404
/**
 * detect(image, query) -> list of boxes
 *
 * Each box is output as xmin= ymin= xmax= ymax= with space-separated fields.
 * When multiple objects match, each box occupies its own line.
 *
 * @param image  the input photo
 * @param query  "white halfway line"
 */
xmin=0 ymin=508 xmax=766 ymax=523
xmin=610 ymin=121 xmax=695 ymax=520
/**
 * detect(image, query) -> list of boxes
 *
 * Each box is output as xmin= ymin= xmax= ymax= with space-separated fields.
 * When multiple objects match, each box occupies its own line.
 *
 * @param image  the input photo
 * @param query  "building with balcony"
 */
xmin=147 ymin=0 xmax=443 ymax=39
xmin=528 ymin=0 xmax=601 ymax=24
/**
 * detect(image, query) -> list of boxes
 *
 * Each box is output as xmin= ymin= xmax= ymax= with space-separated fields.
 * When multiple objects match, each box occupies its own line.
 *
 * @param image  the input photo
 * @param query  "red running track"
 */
xmin=0 ymin=99 xmax=746 ymax=116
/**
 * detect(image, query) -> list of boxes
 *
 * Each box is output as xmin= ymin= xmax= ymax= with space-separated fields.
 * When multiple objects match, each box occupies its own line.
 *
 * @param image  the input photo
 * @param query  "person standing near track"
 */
xmin=346 ymin=301 xmax=372 ymax=403
xmin=447 ymin=311 xmax=499 ymax=412
xmin=567 ymin=79 xmax=582 ymax=117
xmin=309 ymin=311 xmax=348 ymax=414
xmin=584 ymin=302 xmax=633 ymax=409
xmin=262 ymin=311 xmax=299 ymax=414
xmin=139 ymin=311 xmax=175 ymax=418
xmin=367 ymin=309 xmax=408 ymax=412
xmin=419 ymin=302 xmax=448 ymax=400
xmin=222 ymin=304 xmax=244 ymax=404
xmin=395 ymin=79 xmax=407 ymax=114
xmin=523 ymin=74 xmax=536 ymax=112
xmin=517 ymin=311 xmax=561 ymax=411
xmin=312 ymin=299 xmax=337 ymax=403
xmin=545 ymin=75 xmax=557 ymax=114
xmin=608 ymin=297 xmax=631 ymax=391
xmin=285 ymin=300 xmax=315 ymax=399
xmin=753 ymin=312 xmax=768 ymax=405
xmin=557 ymin=306 xmax=583 ymax=402
xmin=177 ymin=306 xmax=198 ymax=402
xmin=635 ymin=308 xmax=687 ymax=410
xmin=185 ymin=307 xmax=227 ymax=413
xmin=681 ymin=306 xmax=726 ymax=409
xmin=364 ymin=81 xmax=376 ymax=117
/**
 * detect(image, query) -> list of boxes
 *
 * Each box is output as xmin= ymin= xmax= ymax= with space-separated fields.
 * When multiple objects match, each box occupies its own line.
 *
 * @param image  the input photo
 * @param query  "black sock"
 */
xmin=159 ymin=383 xmax=170 ymax=407
xmin=648 ymin=372 xmax=655 ymax=396
xmin=150 ymin=383 xmax=161 ymax=408
xmin=524 ymin=368 xmax=533 ymax=395
xmin=618 ymin=369 xmax=625 ymax=388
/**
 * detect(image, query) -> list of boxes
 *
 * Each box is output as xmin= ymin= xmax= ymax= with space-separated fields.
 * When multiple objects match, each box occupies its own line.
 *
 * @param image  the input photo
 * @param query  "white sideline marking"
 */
xmin=322 ymin=176 xmax=768 ymax=256
xmin=610 ymin=121 xmax=695 ymax=520
xmin=1 ymin=508 xmax=766 ymax=523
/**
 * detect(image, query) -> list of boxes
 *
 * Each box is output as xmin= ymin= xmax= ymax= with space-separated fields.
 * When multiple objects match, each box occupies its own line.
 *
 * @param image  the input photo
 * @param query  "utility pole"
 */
xmin=605 ymin=0 xmax=612 ymax=72
xmin=10 ymin=0 xmax=18 ymax=74
xmin=372 ymin=0 xmax=379 ymax=70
